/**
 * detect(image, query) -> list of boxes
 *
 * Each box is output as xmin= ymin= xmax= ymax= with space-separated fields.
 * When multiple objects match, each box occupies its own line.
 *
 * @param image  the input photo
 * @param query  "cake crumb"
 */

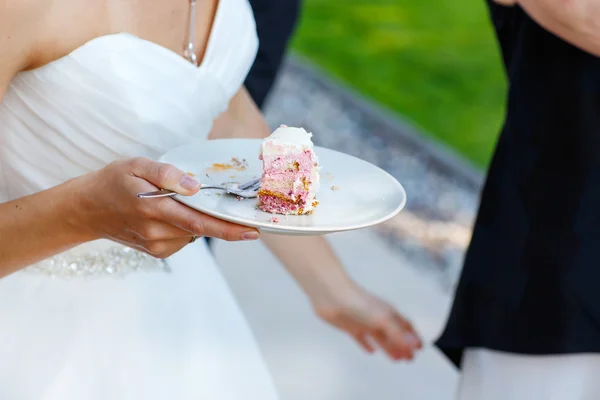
xmin=206 ymin=157 xmax=248 ymax=172
xmin=321 ymin=172 xmax=334 ymax=182
xmin=231 ymin=157 xmax=247 ymax=170
xmin=270 ymin=217 xmax=280 ymax=223
xmin=331 ymin=185 xmax=339 ymax=191
xmin=186 ymin=171 xmax=196 ymax=177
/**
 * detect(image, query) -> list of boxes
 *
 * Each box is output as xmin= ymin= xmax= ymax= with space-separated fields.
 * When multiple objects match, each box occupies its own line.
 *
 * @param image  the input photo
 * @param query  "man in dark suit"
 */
xmin=437 ymin=0 xmax=600 ymax=397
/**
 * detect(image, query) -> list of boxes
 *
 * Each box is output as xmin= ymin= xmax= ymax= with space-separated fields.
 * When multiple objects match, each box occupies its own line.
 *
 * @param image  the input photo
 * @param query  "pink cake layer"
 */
xmin=258 ymin=194 xmax=305 ymax=215
xmin=261 ymin=173 xmax=311 ymax=202
xmin=258 ymin=149 xmax=317 ymax=215
xmin=261 ymin=150 xmax=315 ymax=173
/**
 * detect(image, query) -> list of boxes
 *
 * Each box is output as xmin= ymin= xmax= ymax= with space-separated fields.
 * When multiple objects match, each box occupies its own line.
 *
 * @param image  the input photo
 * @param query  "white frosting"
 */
xmin=302 ymin=168 xmax=320 ymax=213
xmin=260 ymin=125 xmax=314 ymax=156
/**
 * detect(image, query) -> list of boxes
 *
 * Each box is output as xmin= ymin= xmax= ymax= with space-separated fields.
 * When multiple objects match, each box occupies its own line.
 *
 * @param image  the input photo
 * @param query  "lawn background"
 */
xmin=291 ymin=0 xmax=508 ymax=168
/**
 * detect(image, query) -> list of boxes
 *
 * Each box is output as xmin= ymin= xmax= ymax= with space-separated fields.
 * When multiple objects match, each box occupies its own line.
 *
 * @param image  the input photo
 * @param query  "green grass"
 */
xmin=292 ymin=0 xmax=507 ymax=168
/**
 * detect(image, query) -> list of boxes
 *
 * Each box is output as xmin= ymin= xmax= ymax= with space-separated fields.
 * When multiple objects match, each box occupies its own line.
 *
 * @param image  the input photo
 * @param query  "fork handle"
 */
xmin=137 ymin=184 xmax=227 ymax=199
xmin=200 ymin=184 xmax=226 ymax=190
xmin=137 ymin=189 xmax=176 ymax=198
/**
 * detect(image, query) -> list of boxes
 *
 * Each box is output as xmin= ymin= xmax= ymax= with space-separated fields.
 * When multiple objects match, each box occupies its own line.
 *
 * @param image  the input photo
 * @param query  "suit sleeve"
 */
xmin=244 ymin=0 xmax=302 ymax=109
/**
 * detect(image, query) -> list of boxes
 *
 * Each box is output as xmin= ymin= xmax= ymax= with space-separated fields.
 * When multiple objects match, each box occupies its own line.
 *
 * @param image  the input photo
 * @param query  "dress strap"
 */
xmin=183 ymin=0 xmax=199 ymax=66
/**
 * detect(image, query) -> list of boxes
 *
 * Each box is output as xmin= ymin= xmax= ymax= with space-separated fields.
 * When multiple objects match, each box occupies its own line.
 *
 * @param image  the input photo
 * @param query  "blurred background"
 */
xmin=216 ymin=0 xmax=508 ymax=399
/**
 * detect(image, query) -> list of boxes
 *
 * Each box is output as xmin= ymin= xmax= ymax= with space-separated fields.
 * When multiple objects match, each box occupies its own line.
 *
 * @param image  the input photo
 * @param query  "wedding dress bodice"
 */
xmin=0 ymin=0 xmax=258 ymax=274
xmin=0 ymin=0 xmax=257 ymax=204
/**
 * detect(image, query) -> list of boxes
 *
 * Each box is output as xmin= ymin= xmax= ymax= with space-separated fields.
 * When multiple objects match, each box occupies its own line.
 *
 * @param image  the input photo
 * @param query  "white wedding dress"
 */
xmin=0 ymin=1 xmax=280 ymax=399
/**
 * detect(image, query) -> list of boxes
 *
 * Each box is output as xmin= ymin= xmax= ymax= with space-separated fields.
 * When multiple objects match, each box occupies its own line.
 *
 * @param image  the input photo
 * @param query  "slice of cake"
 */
xmin=258 ymin=125 xmax=320 ymax=215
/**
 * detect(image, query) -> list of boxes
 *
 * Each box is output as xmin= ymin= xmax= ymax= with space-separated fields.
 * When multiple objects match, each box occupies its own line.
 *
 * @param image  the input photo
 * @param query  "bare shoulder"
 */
xmin=0 ymin=0 xmax=49 ymax=94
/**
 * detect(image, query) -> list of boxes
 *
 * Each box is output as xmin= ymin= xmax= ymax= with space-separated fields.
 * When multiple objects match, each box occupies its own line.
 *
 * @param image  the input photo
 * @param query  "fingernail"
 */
xmin=242 ymin=231 xmax=260 ymax=241
xmin=180 ymin=175 xmax=200 ymax=191
xmin=404 ymin=333 xmax=420 ymax=348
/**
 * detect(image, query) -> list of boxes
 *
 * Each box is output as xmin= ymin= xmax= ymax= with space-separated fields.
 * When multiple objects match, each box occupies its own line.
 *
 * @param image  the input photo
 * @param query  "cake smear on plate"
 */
xmin=258 ymin=125 xmax=320 ymax=215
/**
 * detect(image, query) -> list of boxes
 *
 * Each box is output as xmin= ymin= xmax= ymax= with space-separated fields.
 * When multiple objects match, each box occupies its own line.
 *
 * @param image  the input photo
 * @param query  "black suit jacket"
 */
xmin=245 ymin=0 xmax=301 ymax=108
xmin=437 ymin=2 xmax=600 ymax=367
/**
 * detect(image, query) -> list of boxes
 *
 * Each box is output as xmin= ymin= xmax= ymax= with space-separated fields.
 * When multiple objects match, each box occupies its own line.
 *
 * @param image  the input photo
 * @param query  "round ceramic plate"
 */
xmin=159 ymin=139 xmax=406 ymax=235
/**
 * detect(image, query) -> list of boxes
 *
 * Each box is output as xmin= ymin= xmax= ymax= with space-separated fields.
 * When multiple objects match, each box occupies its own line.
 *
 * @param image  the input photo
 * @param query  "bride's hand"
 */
xmin=312 ymin=284 xmax=422 ymax=361
xmin=73 ymin=157 xmax=259 ymax=257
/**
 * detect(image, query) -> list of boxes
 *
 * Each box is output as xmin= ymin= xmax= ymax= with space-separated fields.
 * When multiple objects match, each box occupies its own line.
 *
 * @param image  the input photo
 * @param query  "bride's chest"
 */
xmin=0 ymin=0 xmax=257 ymax=186
xmin=31 ymin=0 xmax=219 ymax=71
xmin=1 ymin=0 xmax=258 ymax=153
xmin=6 ymin=36 xmax=231 ymax=149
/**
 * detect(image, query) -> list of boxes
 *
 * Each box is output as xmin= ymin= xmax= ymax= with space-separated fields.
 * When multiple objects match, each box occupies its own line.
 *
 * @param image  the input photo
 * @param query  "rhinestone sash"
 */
xmin=26 ymin=245 xmax=170 ymax=278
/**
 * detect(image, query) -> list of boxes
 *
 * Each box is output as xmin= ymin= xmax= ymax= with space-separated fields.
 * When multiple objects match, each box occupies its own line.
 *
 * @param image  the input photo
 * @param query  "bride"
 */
xmin=0 ymin=0 xmax=422 ymax=398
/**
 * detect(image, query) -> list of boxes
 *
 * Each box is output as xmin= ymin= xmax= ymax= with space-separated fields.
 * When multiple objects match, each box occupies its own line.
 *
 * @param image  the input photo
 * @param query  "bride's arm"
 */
xmin=209 ymin=88 xmax=355 ymax=300
xmin=0 ymin=10 xmax=259 ymax=277
xmin=0 ymin=3 xmax=88 ymax=274
xmin=209 ymin=88 xmax=422 ymax=360
xmin=209 ymin=87 xmax=269 ymax=140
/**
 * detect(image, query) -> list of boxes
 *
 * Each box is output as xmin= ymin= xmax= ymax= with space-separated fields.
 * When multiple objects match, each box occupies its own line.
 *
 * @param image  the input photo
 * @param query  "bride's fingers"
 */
xmin=156 ymin=197 xmax=259 ymax=241
xmin=396 ymin=315 xmax=423 ymax=349
xmin=372 ymin=329 xmax=412 ymax=361
xmin=352 ymin=332 xmax=376 ymax=353
xmin=126 ymin=220 xmax=191 ymax=241
xmin=114 ymin=235 xmax=194 ymax=259
xmin=371 ymin=318 xmax=418 ymax=360
xmin=139 ymin=236 xmax=194 ymax=259
xmin=130 ymin=157 xmax=201 ymax=196
xmin=112 ymin=238 xmax=149 ymax=254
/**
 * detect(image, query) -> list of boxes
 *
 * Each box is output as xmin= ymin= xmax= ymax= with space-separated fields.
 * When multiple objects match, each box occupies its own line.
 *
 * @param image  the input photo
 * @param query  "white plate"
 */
xmin=159 ymin=139 xmax=406 ymax=235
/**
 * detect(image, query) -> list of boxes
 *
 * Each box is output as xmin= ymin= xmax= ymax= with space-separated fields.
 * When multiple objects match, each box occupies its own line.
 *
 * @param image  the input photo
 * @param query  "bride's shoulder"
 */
xmin=0 ymin=0 xmax=51 ymax=80
xmin=1 ymin=0 xmax=98 ymax=75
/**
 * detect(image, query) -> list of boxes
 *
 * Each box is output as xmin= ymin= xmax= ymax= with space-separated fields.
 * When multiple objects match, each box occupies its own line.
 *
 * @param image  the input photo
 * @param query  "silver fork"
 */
xmin=137 ymin=177 xmax=261 ymax=199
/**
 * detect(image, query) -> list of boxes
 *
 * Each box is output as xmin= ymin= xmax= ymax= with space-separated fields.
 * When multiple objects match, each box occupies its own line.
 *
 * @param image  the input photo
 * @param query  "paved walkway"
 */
xmin=214 ymin=229 xmax=459 ymax=400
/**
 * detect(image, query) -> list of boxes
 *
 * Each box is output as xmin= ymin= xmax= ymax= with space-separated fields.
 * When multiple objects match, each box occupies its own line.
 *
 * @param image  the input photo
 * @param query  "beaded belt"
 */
xmin=26 ymin=241 xmax=170 ymax=278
